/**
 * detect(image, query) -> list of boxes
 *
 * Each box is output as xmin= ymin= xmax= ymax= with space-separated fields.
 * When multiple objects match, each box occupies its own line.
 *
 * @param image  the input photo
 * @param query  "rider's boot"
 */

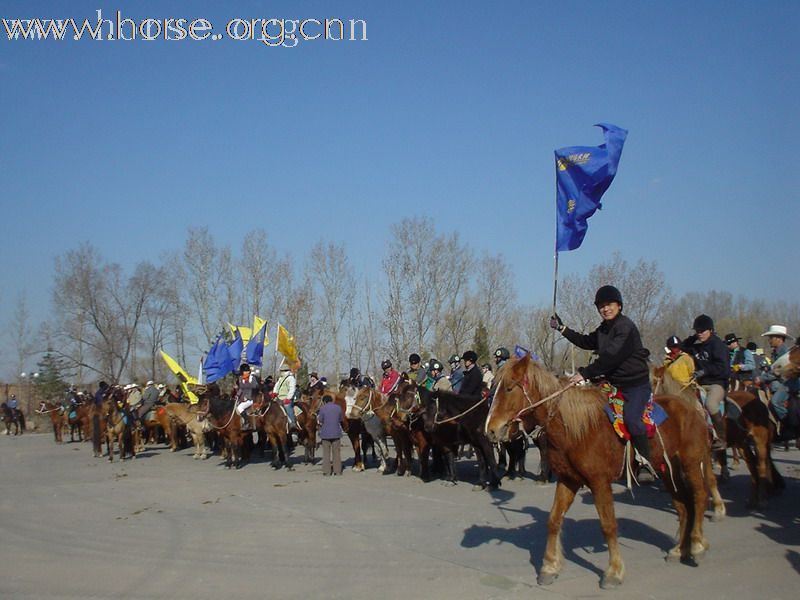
xmin=710 ymin=412 xmax=726 ymax=451
xmin=631 ymin=434 xmax=656 ymax=484
xmin=240 ymin=409 xmax=252 ymax=431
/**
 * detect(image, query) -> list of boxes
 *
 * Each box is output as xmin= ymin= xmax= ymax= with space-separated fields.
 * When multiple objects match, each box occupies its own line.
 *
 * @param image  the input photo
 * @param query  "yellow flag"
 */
xmin=159 ymin=350 xmax=197 ymax=385
xmin=277 ymin=324 xmax=298 ymax=364
xmin=179 ymin=382 xmax=199 ymax=404
xmin=253 ymin=316 xmax=269 ymax=346
xmin=228 ymin=322 xmax=253 ymax=343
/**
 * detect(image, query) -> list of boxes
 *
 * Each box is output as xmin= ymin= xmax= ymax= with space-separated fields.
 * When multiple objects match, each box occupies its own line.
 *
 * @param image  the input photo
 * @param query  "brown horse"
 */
xmin=37 ymin=401 xmax=65 ymax=443
xmin=1 ymin=403 xmax=25 ymax=436
xmin=345 ymin=385 xmax=400 ymax=473
xmin=336 ymin=383 xmax=375 ymax=471
xmin=296 ymin=389 xmax=325 ymax=464
xmin=485 ymin=355 xmax=724 ymax=589
xmin=199 ymin=386 xmax=249 ymax=469
xmin=652 ymin=367 xmax=784 ymax=508
xmin=251 ymin=393 xmax=293 ymax=470
xmin=105 ymin=388 xmax=136 ymax=461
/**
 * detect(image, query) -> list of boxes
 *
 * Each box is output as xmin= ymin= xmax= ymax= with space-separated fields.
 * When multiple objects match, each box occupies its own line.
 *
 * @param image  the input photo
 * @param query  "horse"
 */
xmin=769 ymin=345 xmax=800 ymax=444
xmin=162 ymin=402 xmax=211 ymax=459
xmin=37 ymin=401 xmax=65 ymax=443
xmin=296 ymin=389 xmax=325 ymax=464
xmin=105 ymin=388 xmax=136 ymax=461
xmin=1 ymin=403 xmax=25 ymax=436
xmin=653 ymin=366 xmax=784 ymax=508
xmin=387 ymin=381 xmax=429 ymax=478
xmin=198 ymin=386 xmax=249 ymax=469
xmin=251 ymin=392 xmax=294 ymax=470
xmin=336 ymin=383 xmax=377 ymax=472
xmin=345 ymin=385 xmax=401 ymax=474
xmin=485 ymin=355 xmax=725 ymax=589
xmin=419 ymin=387 xmax=501 ymax=490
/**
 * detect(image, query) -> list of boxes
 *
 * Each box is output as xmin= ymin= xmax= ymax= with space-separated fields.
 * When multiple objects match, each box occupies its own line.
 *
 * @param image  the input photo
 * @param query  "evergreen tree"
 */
xmin=473 ymin=321 xmax=490 ymax=366
xmin=34 ymin=349 xmax=71 ymax=402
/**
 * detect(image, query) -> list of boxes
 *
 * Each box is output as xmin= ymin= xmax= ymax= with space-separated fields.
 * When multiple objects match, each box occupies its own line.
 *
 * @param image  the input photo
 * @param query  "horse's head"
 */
xmin=349 ymin=386 xmax=375 ymax=418
xmin=771 ymin=345 xmax=800 ymax=379
xmin=485 ymin=354 xmax=539 ymax=443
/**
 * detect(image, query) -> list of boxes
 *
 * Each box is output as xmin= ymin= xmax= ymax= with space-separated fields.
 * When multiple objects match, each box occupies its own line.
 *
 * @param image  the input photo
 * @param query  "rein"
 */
xmin=434 ymin=395 xmax=487 ymax=425
xmin=511 ymin=380 xmax=578 ymax=423
xmin=36 ymin=404 xmax=62 ymax=415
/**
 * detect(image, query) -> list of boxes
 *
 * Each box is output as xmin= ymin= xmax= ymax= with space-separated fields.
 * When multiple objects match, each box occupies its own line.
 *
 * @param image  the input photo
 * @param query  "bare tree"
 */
xmin=475 ymin=253 xmax=517 ymax=352
xmin=310 ymin=241 xmax=355 ymax=378
xmin=9 ymin=291 xmax=36 ymax=379
xmin=51 ymin=244 xmax=156 ymax=382
xmin=240 ymin=229 xmax=276 ymax=320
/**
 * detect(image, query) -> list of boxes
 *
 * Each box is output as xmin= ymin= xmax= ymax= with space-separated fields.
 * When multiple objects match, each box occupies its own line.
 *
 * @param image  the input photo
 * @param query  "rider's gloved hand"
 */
xmin=549 ymin=313 xmax=565 ymax=332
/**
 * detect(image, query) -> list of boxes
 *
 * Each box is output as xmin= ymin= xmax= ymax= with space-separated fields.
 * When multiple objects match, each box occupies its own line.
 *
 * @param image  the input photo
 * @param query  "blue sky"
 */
xmin=1 ymin=1 xmax=799 ymax=375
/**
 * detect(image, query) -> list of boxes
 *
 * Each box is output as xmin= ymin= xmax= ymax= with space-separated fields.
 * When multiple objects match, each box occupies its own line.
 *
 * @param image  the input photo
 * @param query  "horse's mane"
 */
xmin=498 ymin=356 xmax=606 ymax=446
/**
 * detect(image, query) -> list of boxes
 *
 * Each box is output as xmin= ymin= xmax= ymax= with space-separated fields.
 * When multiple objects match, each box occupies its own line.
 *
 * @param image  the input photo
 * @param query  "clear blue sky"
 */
xmin=2 ymin=1 xmax=799 ymax=375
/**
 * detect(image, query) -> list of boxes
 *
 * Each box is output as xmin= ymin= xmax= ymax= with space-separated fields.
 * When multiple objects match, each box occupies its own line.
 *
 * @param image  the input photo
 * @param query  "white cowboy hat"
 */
xmin=146 ymin=380 xmax=154 ymax=386
xmin=761 ymin=324 xmax=793 ymax=339
xmin=123 ymin=383 xmax=138 ymax=390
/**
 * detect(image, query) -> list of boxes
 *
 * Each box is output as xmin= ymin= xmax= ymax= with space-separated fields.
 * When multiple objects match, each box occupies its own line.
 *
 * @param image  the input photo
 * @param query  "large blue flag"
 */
xmin=227 ymin=328 xmax=244 ymax=372
xmin=555 ymin=123 xmax=627 ymax=252
xmin=203 ymin=336 xmax=233 ymax=383
xmin=245 ymin=321 xmax=267 ymax=367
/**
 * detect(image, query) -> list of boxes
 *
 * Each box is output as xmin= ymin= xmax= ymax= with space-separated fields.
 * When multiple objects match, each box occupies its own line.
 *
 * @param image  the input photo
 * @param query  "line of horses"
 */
xmin=26 ymin=346 xmax=800 ymax=591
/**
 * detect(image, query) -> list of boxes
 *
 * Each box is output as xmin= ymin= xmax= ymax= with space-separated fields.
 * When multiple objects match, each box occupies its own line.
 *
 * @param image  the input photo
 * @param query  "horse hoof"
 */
xmin=680 ymin=555 xmax=699 ymax=568
xmin=441 ymin=480 xmax=457 ymax=487
xmin=471 ymin=484 xmax=486 ymax=492
xmin=537 ymin=572 xmax=558 ymax=586
xmin=711 ymin=512 xmax=725 ymax=523
xmin=600 ymin=574 xmax=623 ymax=589
xmin=665 ymin=547 xmax=682 ymax=562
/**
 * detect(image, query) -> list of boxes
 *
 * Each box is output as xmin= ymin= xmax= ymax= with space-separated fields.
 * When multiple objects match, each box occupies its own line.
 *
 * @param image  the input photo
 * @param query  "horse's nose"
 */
xmin=486 ymin=421 xmax=507 ymax=443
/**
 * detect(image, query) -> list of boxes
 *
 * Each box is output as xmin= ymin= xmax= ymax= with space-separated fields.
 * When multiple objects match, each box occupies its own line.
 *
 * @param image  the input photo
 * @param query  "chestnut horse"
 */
xmin=199 ymin=386 xmax=249 ymax=469
xmin=336 ymin=383 xmax=376 ymax=471
xmin=37 ymin=401 xmax=65 ymax=443
xmin=251 ymin=393 xmax=293 ymax=470
xmin=653 ymin=367 xmax=784 ymax=508
xmin=485 ymin=355 xmax=724 ymax=590
xmin=162 ymin=402 xmax=211 ymax=459
xmin=296 ymin=389 xmax=325 ymax=464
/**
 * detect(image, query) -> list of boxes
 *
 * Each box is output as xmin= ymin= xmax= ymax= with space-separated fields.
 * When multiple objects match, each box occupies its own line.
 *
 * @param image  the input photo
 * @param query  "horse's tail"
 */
xmin=18 ymin=412 xmax=26 ymax=432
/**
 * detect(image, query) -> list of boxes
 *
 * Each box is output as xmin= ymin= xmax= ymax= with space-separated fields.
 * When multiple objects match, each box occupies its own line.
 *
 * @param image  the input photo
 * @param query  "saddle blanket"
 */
xmin=68 ymin=410 xmax=77 ymax=420
xmin=601 ymin=383 xmax=667 ymax=440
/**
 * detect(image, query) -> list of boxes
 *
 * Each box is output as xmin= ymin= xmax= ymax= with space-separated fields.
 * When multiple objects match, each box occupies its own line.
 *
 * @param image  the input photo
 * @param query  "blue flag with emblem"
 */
xmin=227 ymin=328 xmax=244 ymax=372
xmin=245 ymin=321 xmax=267 ymax=367
xmin=203 ymin=336 xmax=233 ymax=383
xmin=555 ymin=123 xmax=627 ymax=252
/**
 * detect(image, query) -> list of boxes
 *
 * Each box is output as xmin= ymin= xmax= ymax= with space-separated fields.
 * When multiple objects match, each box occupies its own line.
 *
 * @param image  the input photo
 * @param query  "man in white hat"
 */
xmin=759 ymin=325 xmax=796 ymax=421
xmin=137 ymin=380 xmax=160 ymax=431
xmin=272 ymin=363 xmax=297 ymax=428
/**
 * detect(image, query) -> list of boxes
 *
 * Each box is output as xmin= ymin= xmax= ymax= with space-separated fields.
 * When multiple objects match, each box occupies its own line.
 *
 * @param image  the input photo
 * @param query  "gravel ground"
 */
xmin=1 ymin=432 xmax=798 ymax=599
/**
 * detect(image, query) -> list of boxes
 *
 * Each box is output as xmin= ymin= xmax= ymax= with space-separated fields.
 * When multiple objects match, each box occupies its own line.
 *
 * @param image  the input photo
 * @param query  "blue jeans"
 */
xmin=620 ymin=382 xmax=652 ymax=437
xmin=770 ymin=381 xmax=788 ymax=420
xmin=283 ymin=401 xmax=296 ymax=426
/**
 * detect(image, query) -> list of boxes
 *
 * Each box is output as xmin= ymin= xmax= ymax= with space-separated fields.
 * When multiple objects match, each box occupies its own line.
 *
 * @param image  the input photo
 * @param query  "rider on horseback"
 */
xmin=551 ymin=285 xmax=657 ymax=483
xmin=758 ymin=325 xmax=797 ymax=422
xmin=682 ymin=314 xmax=730 ymax=453
xmin=273 ymin=363 xmax=297 ymax=428
xmin=664 ymin=336 xmax=695 ymax=387
xmin=235 ymin=363 xmax=259 ymax=431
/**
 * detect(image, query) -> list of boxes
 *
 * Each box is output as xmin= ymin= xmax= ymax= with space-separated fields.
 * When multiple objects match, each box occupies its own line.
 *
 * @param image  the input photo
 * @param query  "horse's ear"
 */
xmin=512 ymin=353 xmax=531 ymax=378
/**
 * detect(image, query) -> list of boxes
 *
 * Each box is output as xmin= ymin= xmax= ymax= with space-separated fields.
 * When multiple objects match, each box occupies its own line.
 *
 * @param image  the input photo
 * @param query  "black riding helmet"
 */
xmin=594 ymin=285 xmax=623 ymax=308
xmin=350 ymin=367 xmax=360 ymax=379
xmin=462 ymin=350 xmax=478 ymax=363
xmin=381 ymin=359 xmax=392 ymax=370
xmin=693 ymin=314 xmax=715 ymax=332
xmin=494 ymin=347 xmax=510 ymax=361
xmin=409 ymin=353 xmax=421 ymax=365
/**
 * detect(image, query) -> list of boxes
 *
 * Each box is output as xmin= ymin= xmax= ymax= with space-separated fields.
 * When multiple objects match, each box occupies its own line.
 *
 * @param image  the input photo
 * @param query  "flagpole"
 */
xmin=273 ymin=322 xmax=279 ymax=381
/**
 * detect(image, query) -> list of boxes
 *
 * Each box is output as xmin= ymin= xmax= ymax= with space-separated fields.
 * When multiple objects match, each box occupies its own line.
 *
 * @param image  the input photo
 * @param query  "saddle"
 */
xmin=601 ymin=383 xmax=667 ymax=441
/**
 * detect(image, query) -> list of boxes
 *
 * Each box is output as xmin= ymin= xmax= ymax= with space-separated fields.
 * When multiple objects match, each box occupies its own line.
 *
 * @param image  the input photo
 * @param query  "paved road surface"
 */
xmin=1 ymin=433 xmax=798 ymax=599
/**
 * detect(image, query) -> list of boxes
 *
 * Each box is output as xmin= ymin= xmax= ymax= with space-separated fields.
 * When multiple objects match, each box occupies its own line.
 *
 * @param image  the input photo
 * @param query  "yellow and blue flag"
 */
xmin=555 ymin=123 xmax=627 ymax=252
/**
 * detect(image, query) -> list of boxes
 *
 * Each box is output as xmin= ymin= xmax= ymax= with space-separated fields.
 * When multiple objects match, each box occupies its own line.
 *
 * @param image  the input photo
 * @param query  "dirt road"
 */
xmin=1 ymin=433 xmax=798 ymax=599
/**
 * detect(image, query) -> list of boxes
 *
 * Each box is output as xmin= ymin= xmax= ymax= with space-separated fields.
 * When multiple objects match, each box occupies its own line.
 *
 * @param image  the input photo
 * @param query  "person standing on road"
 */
xmin=317 ymin=394 xmax=345 ymax=476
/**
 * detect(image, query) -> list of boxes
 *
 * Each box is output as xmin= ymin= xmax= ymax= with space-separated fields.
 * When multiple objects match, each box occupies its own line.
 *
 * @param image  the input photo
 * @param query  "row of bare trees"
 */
xmin=8 ymin=224 xmax=800 ymax=385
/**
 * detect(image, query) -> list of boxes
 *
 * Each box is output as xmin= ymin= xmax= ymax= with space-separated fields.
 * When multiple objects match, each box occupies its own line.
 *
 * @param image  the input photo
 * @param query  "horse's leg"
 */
xmin=350 ymin=431 xmax=363 ymax=471
xmin=281 ymin=433 xmax=294 ymax=471
xmin=538 ymin=478 xmax=580 ymax=586
xmin=592 ymin=480 xmax=625 ymax=589
xmin=684 ymin=457 xmax=711 ymax=561
xmin=704 ymin=453 xmax=726 ymax=522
